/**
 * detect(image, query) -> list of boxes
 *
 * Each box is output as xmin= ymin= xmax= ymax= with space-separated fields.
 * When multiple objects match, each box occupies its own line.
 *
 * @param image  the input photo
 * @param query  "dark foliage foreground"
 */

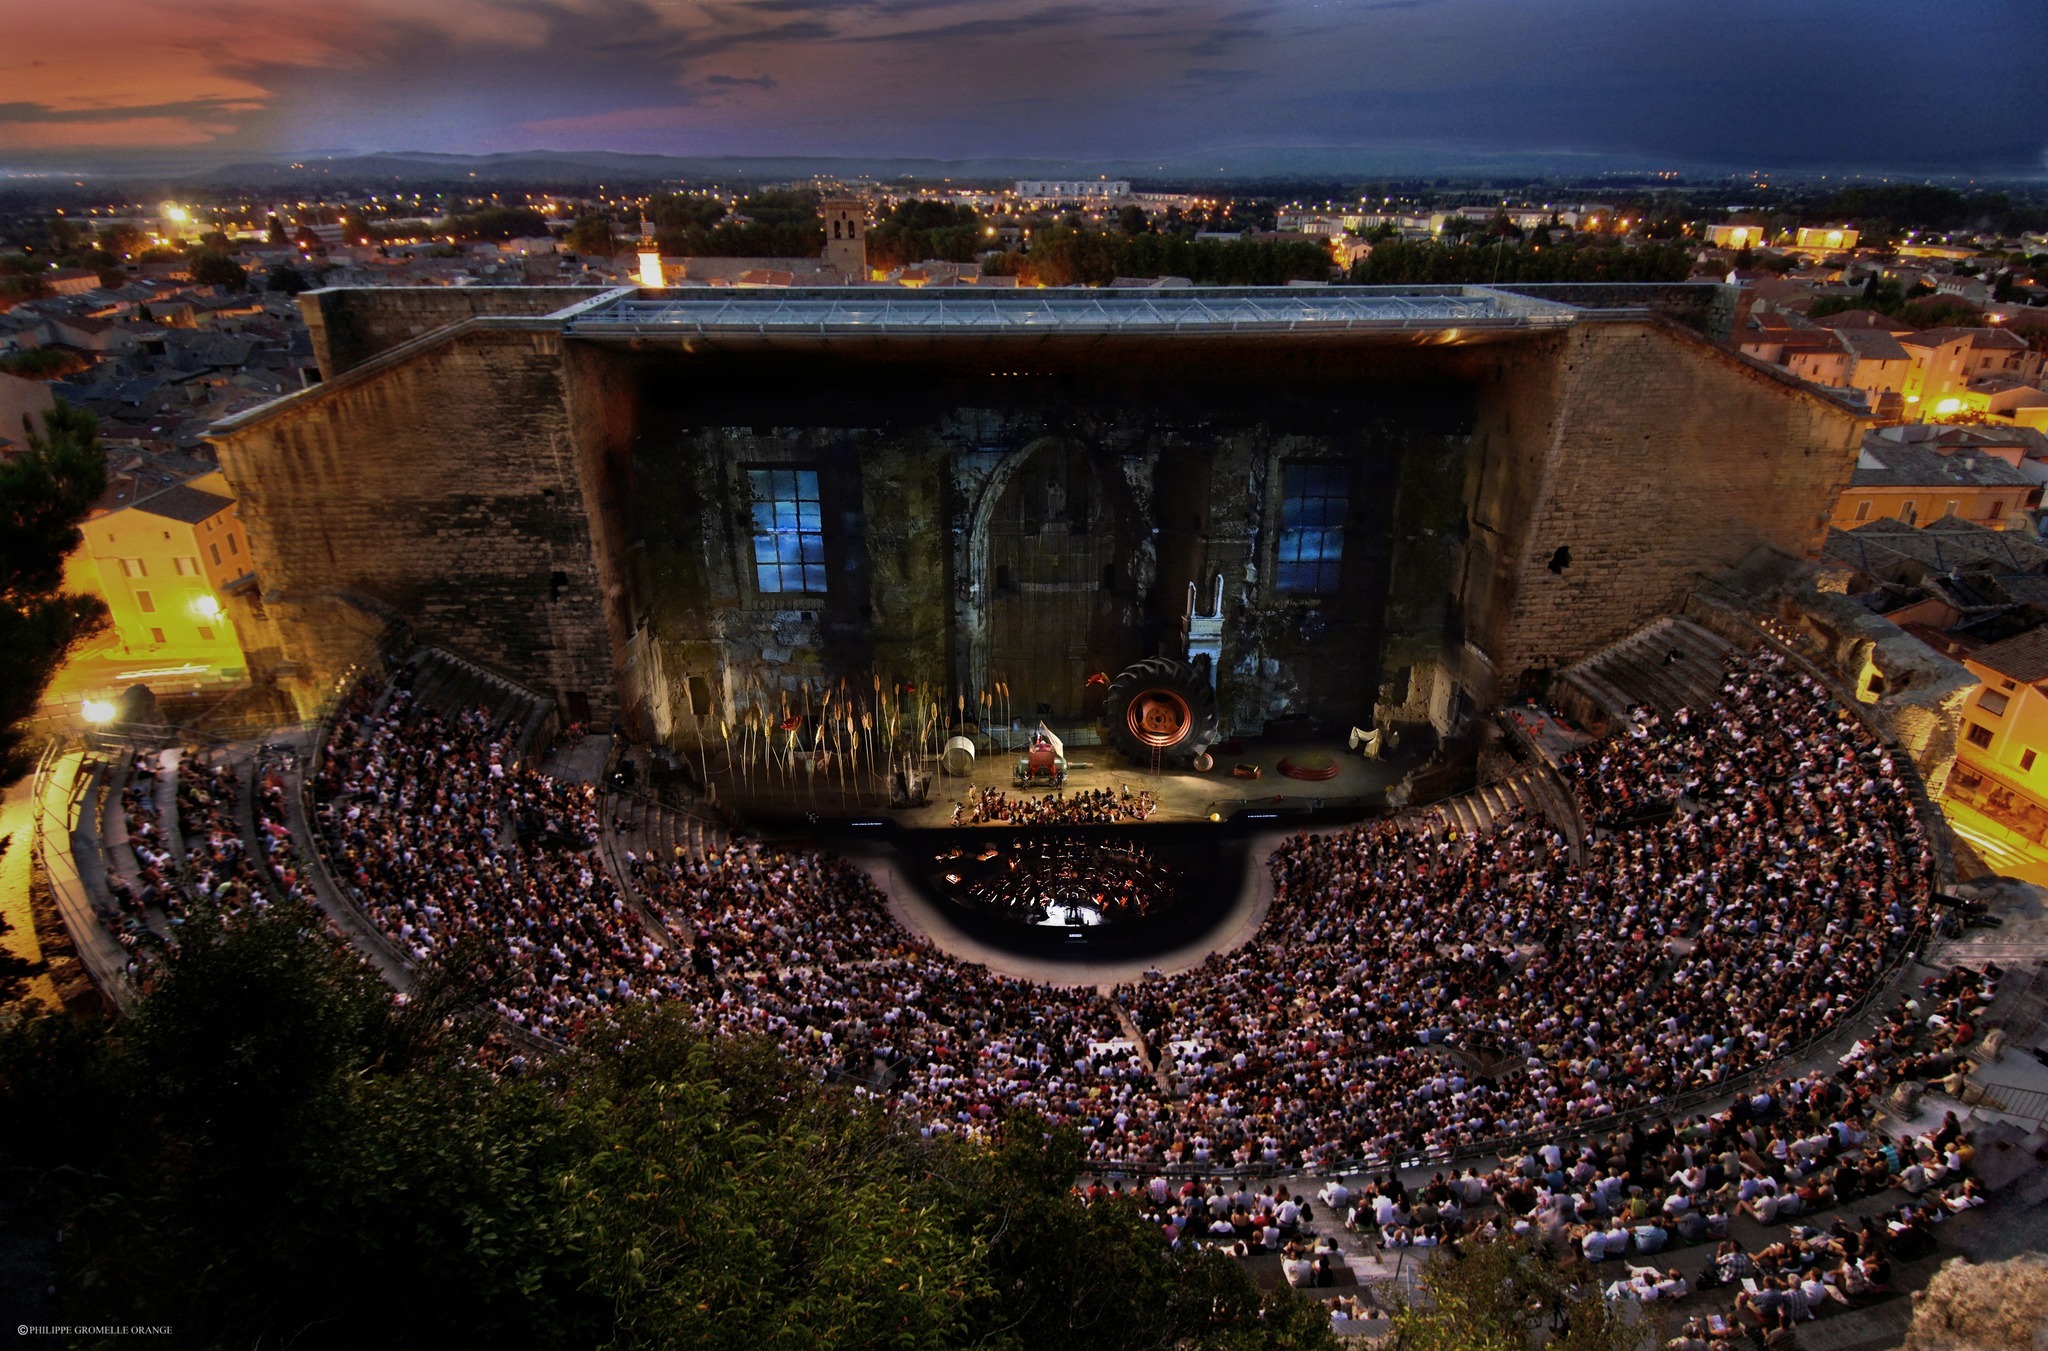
xmin=0 ymin=904 xmax=1337 ymax=1350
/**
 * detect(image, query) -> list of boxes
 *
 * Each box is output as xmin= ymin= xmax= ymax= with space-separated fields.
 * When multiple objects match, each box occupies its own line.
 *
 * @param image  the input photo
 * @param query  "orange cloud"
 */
xmin=0 ymin=0 xmax=564 ymax=152
xmin=0 ymin=116 xmax=240 ymax=152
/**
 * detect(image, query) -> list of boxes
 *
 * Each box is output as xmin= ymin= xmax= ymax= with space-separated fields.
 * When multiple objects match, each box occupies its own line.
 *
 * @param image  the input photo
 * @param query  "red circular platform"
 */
xmin=1277 ymin=751 xmax=1340 ymax=782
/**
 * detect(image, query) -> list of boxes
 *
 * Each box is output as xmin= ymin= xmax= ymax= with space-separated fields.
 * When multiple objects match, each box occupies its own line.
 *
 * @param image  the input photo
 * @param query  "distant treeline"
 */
xmin=647 ymin=190 xmax=824 ymax=258
xmin=1806 ymin=185 xmax=2044 ymax=235
xmin=1349 ymin=239 xmax=1694 ymax=285
xmin=987 ymin=226 xmax=1334 ymax=287
xmin=865 ymin=200 xmax=986 ymax=270
xmin=430 ymin=207 xmax=551 ymax=241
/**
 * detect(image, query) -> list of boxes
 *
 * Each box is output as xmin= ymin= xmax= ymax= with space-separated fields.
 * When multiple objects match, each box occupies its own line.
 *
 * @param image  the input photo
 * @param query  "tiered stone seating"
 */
xmin=1415 ymin=762 xmax=1571 ymax=843
xmin=598 ymin=791 xmax=731 ymax=947
xmin=405 ymin=648 xmax=556 ymax=758
xmin=1557 ymin=616 xmax=1735 ymax=733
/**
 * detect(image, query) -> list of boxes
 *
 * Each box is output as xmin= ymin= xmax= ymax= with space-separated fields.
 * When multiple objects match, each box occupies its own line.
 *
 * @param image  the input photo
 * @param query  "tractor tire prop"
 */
xmin=1102 ymin=656 xmax=1219 ymax=769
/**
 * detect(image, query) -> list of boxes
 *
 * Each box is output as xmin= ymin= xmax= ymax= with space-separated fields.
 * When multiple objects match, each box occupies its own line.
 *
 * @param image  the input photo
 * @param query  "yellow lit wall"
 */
xmin=1952 ymin=661 xmax=2048 ymax=818
xmin=1830 ymin=484 xmax=2033 ymax=532
xmin=80 ymin=474 xmax=249 ymax=672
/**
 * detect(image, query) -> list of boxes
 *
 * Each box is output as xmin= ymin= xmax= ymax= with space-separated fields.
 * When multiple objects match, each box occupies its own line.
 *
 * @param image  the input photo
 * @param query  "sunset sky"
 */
xmin=3 ymin=0 xmax=2043 ymax=172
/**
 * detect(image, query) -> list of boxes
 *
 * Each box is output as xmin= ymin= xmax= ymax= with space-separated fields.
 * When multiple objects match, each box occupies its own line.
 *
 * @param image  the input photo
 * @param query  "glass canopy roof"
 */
xmin=561 ymin=285 xmax=1582 ymax=338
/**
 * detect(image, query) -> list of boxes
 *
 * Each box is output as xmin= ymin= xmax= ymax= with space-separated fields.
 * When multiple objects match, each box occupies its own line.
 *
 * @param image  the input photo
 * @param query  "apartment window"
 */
xmin=1979 ymin=689 xmax=2010 ymax=717
xmin=135 ymin=590 xmax=155 ymax=613
xmin=1900 ymin=500 xmax=1917 ymax=525
xmin=747 ymin=468 xmax=825 ymax=594
xmin=210 ymin=543 xmax=222 ymax=566
xmin=2022 ymin=748 xmax=2038 ymax=773
xmin=228 ymin=532 xmax=240 ymax=556
xmin=1966 ymin=723 xmax=1994 ymax=749
xmin=118 ymin=558 xmax=146 ymax=579
xmin=1276 ymin=463 xmax=1350 ymax=594
xmin=1853 ymin=500 xmax=1871 ymax=522
xmin=149 ymin=628 xmax=165 ymax=645
xmin=1943 ymin=500 xmax=1959 ymax=518
xmin=173 ymin=557 xmax=198 ymax=576
xmin=1989 ymin=500 xmax=2005 ymax=520
xmin=196 ymin=626 xmax=214 ymax=642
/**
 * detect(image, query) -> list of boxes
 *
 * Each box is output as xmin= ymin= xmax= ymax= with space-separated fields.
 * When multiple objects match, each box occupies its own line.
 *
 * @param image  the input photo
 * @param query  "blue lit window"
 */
xmin=1276 ymin=463 xmax=1348 ymax=594
xmin=748 ymin=468 xmax=826 ymax=594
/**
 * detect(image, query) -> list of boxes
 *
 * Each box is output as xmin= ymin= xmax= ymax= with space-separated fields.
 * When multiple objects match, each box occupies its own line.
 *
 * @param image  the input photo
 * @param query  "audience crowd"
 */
xmin=1116 ymin=649 xmax=1930 ymax=1171
xmin=174 ymin=756 xmax=266 ymax=914
xmin=314 ymin=671 xmax=690 ymax=1040
xmin=305 ymin=648 xmax=1940 ymax=1198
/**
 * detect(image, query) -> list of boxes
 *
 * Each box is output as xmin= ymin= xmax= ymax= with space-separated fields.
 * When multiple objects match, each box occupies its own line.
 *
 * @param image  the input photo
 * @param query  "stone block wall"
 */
xmin=1480 ymin=319 xmax=1865 ymax=697
xmin=212 ymin=292 xmax=1868 ymax=748
xmin=210 ymin=324 xmax=614 ymax=717
xmin=1494 ymin=282 xmax=1746 ymax=343
xmin=299 ymin=286 xmax=614 ymax=378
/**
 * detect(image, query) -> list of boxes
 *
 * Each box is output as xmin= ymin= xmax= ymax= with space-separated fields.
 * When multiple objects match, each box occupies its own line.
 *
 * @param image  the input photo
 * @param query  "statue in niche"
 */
xmin=1044 ymin=475 xmax=1066 ymax=524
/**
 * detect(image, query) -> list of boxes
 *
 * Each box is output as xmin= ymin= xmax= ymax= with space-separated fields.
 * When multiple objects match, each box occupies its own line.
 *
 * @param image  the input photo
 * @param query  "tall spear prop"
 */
xmin=720 ymin=717 xmax=732 ymax=797
xmin=860 ymin=710 xmax=873 ymax=804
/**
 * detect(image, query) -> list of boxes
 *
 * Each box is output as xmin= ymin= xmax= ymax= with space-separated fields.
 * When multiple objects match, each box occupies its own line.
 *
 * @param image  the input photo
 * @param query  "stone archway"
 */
xmin=978 ymin=438 xmax=1136 ymax=722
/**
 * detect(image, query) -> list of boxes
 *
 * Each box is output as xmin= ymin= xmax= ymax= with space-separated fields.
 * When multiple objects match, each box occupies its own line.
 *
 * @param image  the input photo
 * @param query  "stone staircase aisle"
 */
xmin=1416 ymin=763 xmax=1568 ymax=844
xmin=1557 ymin=616 xmax=1735 ymax=734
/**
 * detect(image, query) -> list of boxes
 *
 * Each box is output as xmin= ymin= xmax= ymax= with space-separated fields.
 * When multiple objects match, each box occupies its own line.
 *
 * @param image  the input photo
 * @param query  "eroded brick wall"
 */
xmin=211 ymin=326 xmax=614 ymax=716
xmin=1483 ymin=320 xmax=1865 ymax=693
xmin=300 ymin=286 xmax=613 ymax=378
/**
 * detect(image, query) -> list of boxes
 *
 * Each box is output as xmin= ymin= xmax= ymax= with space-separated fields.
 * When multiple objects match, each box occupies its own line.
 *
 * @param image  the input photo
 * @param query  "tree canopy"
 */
xmin=0 ymin=401 xmax=107 ymax=785
xmin=187 ymin=249 xmax=247 ymax=292
xmin=1349 ymin=238 xmax=1693 ymax=285
xmin=651 ymin=190 xmax=824 ymax=259
xmin=0 ymin=901 xmax=1339 ymax=1350
xmin=1385 ymin=1234 xmax=1647 ymax=1351
xmin=986 ymin=226 xmax=1333 ymax=287
xmin=564 ymin=214 xmax=621 ymax=256
xmin=866 ymin=199 xmax=985 ymax=270
xmin=440 ymin=206 xmax=551 ymax=241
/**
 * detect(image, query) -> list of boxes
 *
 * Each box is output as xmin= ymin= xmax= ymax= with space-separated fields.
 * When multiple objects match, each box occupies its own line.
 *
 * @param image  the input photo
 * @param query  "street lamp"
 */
xmin=81 ymin=699 xmax=117 ymax=725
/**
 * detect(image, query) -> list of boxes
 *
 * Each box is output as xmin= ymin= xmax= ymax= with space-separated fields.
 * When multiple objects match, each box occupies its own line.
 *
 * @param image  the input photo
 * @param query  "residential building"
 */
xmin=1793 ymin=226 xmax=1859 ymax=252
xmin=1830 ymin=436 xmax=2038 ymax=531
xmin=1949 ymin=629 xmax=2048 ymax=843
xmin=1705 ymin=223 xmax=1768 ymax=249
xmin=78 ymin=471 xmax=251 ymax=674
xmin=1898 ymin=327 xmax=2024 ymax=416
xmin=1014 ymin=180 xmax=1131 ymax=203
xmin=43 ymin=268 xmax=102 ymax=297
xmin=0 ymin=371 xmax=55 ymax=450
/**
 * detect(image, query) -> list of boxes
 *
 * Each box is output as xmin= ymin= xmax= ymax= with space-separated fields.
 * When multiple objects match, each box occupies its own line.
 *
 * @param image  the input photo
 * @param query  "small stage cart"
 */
xmin=1013 ymin=728 xmax=1068 ymax=789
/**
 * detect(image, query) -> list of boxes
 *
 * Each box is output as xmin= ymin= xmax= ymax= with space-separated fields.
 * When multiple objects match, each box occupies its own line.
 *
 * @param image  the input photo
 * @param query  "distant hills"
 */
xmin=2 ymin=146 xmax=2036 ymax=192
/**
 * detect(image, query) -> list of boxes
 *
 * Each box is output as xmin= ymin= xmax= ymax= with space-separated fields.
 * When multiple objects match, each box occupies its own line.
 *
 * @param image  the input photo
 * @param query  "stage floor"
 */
xmin=900 ymin=736 xmax=1406 ymax=827
xmin=677 ymin=736 xmax=1411 ymax=829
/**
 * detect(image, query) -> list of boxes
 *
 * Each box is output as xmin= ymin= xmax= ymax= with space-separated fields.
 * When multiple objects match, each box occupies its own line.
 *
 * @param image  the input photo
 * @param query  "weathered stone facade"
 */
xmin=209 ymin=287 xmax=1867 ymax=743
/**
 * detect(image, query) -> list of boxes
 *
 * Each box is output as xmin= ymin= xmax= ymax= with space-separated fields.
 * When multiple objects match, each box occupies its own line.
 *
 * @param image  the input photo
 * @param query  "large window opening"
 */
xmin=748 ymin=468 xmax=826 ymax=594
xmin=1276 ymin=463 xmax=1349 ymax=594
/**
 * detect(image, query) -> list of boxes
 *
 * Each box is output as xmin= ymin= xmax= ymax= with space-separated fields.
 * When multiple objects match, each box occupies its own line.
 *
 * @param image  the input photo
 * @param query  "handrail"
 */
xmin=28 ymin=737 xmax=136 ymax=1014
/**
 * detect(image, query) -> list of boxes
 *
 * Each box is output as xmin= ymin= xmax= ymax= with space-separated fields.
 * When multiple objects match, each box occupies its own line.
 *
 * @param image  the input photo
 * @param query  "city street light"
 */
xmin=81 ymin=699 xmax=116 ymax=725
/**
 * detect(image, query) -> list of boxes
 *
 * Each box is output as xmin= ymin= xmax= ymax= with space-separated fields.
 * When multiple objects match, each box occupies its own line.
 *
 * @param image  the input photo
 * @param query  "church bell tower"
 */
xmin=821 ymin=196 xmax=868 ymax=281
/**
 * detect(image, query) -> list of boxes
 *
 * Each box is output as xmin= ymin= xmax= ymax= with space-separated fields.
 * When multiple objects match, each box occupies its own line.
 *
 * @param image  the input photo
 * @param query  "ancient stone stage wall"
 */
xmin=210 ymin=292 xmax=1865 ymax=741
